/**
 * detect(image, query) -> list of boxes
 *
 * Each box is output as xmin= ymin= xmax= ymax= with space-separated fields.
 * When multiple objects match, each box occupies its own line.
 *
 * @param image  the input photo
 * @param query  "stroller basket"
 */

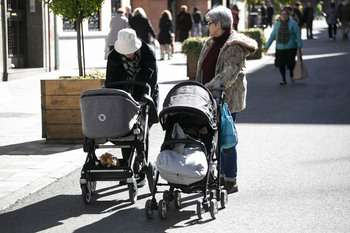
xmin=80 ymin=88 xmax=141 ymax=139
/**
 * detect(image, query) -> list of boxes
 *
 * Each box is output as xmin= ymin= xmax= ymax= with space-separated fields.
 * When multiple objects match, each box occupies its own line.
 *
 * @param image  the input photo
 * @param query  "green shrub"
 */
xmin=59 ymin=69 xmax=106 ymax=80
xmin=241 ymin=28 xmax=266 ymax=60
xmin=182 ymin=37 xmax=208 ymax=60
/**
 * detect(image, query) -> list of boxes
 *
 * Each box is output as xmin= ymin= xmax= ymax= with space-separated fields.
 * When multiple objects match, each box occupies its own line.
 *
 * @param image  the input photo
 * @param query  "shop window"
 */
xmin=88 ymin=11 xmax=100 ymax=31
xmin=63 ymin=18 xmax=76 ymax=31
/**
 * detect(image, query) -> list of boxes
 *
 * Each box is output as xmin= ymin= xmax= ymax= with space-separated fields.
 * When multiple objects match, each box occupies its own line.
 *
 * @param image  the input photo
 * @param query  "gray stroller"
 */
xmin=145 ymin=81 xmax=228 ymax=220
xmin=79 ymin=81 xmax=158 ymax=204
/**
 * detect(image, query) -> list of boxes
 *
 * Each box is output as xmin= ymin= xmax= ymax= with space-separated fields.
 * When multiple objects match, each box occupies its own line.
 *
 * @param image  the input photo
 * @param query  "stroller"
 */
xmin=79 ymin=81 xmax=158 ymax=204
xmin=145 ymin=81 xmax=228 ymax=220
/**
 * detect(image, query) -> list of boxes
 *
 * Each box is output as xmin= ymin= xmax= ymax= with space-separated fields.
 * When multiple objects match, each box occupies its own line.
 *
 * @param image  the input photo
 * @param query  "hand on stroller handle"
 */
xmin=105 ymin=80 xmax=151 ymax=96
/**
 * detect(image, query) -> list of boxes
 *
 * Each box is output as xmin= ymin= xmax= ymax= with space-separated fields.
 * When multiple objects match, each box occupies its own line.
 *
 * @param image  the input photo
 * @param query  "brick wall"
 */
xmin=132 ymin=0 xmax=210 ymax=37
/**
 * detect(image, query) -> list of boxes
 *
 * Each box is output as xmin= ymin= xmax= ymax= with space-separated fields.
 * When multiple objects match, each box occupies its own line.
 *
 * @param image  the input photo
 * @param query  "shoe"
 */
xmin=280 ymin=81 xmax=287 ymax=85
xmin=290 ymin=77 xmax=295 ymax=83
xmin=224 ymin=179 xmax=238 ymax=194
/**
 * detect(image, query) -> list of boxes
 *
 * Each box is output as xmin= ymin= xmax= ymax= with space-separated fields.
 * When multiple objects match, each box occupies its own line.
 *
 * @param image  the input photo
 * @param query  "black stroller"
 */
xmin=145 ymin=81 xmax=228 ymax=220
xmin=79 ymin=81 xmax=158 ymax=204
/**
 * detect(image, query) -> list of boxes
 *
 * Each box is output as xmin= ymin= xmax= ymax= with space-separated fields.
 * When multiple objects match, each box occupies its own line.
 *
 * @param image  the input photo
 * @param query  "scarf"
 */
xmin=121 ymin=49 xmax=141 ymax=81
xmin=277 ymin=20 xmax=290 ymax=44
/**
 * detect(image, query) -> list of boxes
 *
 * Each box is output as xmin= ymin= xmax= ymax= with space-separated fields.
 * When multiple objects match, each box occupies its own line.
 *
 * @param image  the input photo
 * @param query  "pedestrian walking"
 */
xmin=176 ymin=5 xmax=193 ymax=42
xmin=125 ymin=4 xmax=132 ymax=20
xmin=260 ymin=1 xmax=267 ymax=27
xmin=158 ymin=10 xmax=173 ymax=60
xmin=294 ymin=2 xmax=303 ymax=30
xmin=303 ymin=2 xmax=315 ymax=39
xmin=231 ymin=4 xmax=240 ymax=31
xmin=325 ymin=2 xmax=338 ymax=40
xmin=192 ymin=7 xmax=203 ymax=37
xmin=106 ymin=8 xmax=130 ymax=52
xmin=265 ymin=8 xmax=302 ymax=85
xmin=195 ymin=5 xmax=257 ymax=194
xmin=129 ymin=7 xmax=156 ymax=44
xmin=338 ymin=0 xmax=350 ymax=40
xmin=267 ymin=2 xmax=275 ymax=28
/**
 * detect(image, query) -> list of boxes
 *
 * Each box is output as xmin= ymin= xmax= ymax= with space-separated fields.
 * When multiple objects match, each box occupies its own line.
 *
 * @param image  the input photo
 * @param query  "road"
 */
xmin=0 ymin=23 xmax=350 ymax=232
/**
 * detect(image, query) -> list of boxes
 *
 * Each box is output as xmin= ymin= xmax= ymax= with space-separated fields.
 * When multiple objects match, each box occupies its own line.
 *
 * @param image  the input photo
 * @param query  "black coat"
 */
xmin=129 ymin=15 xmax=156 ymax=43
xmin=176 ymin=11 xmax=192 ymax=42
xmin=106 ymin=42 xmax=158 ymax=103
xmin=158 ymin=17 xmax=173 ymax=44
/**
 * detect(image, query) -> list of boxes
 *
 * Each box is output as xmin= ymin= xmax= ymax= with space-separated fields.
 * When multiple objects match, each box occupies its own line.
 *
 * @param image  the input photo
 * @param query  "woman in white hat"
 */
xmin=105 ymin=28 xmax=158 ymax=184
xmin=106 ymin=28 xmax=158 ymax=104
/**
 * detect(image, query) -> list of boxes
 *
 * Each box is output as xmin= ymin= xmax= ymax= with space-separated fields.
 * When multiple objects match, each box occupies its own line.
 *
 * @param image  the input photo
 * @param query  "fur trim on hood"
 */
xmin=226 ymin=31 xmax=258 ymax=55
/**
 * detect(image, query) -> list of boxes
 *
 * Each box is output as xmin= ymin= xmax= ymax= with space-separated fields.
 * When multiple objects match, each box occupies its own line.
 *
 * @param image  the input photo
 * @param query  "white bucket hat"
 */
xmin=114 ymin=28 xmax=142 ymax=54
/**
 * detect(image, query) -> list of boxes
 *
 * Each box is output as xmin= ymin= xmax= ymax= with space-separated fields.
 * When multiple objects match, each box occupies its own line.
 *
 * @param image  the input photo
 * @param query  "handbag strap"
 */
xmin=297 ymin=49 xmax=303 ymax=61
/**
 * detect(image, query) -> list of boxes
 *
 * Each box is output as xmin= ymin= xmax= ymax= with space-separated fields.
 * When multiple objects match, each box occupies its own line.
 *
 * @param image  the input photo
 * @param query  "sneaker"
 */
xmin=224 ymin=179 xmax=238 ymax=194
xmin=280 ymin=81 xmax=287 ymax=85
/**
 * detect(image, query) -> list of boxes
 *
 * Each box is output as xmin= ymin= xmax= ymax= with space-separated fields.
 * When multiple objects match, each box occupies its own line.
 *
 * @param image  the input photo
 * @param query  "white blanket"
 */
xmin=156 ymin=123 xmax=208 ymax=185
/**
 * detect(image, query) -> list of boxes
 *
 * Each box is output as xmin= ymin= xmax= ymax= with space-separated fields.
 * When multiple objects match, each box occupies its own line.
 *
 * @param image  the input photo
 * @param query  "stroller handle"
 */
xmin=105 ymin=81 xmax=151 ymax=96
xmin=208 ymin=87 xmax=226 ymax=102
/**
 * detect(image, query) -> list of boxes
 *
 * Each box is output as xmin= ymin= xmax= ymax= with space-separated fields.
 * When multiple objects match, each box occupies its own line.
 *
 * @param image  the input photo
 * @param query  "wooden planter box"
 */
xmin=41 ymin=79 xmax=105 ymax=143
xmin=186 ymin=55 xmax=198 ymax=81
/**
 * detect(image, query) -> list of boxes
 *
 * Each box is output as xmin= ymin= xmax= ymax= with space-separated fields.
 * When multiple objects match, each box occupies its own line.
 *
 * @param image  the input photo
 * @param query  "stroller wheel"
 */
xmin=196 ymin=200 xmax=204 ymax=220
xmin=158 ymin=199 xmax=167 ymax=219
xmin=163 ymin=190 xmax=171 ymax=208
xmin=81 ymin=185 xmax=92 ymax=204
xmin=145 ymin=199 xmax=154 ymax=219
xmin=174 ymin=190 xmax=181 ymax=209
xmin=209 ymin=199 xmax=218 ymax=219
xmin=220 ymin=189 xmax=228 ymax=209
xmin=128 ymin=180 xmax=138 ymax=204
xmin=90 ymin=181 xmax=97 ymax=194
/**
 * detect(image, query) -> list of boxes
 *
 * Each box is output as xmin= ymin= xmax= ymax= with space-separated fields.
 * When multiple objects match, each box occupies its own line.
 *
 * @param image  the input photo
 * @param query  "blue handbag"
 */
xmin=221 ymin=103 xmax=238 ymax=149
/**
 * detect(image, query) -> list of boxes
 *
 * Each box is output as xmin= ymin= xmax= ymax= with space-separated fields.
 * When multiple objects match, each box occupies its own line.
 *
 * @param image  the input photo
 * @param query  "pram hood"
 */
xmin=160 ymin=81 xmax=217 ymax=130
xmin=80 ymin=88 xmax=141 ymax=139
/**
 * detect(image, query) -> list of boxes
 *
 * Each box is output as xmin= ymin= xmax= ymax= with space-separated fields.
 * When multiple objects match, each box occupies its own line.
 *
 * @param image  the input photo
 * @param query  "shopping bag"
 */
xmin=293 ymin=49 xmax=308 ymax=80
xmin=221 ymin=103 xmax=238 ymax=149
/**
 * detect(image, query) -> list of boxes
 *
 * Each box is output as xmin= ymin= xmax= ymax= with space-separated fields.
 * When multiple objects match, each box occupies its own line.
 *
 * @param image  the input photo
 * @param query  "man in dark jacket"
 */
xmin=303 ymin=2 xmax=315 ymax=39
xmin=176 ymin=5 xmax=193 ymax=42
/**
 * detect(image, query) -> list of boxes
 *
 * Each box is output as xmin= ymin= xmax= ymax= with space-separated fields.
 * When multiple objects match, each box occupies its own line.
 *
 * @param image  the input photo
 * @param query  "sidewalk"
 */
xmin=0 ymin=20 xmax=328 ymax=212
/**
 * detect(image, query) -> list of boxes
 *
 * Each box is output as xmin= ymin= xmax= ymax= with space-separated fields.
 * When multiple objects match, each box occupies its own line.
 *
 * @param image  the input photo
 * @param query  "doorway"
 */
xmin=7 ymin=0 xmax=27 ymax=69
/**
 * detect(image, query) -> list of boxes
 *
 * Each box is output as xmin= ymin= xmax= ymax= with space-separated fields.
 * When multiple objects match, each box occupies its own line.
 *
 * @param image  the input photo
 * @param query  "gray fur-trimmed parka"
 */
xmin=195 ymin=31 xmax=258 ymax=113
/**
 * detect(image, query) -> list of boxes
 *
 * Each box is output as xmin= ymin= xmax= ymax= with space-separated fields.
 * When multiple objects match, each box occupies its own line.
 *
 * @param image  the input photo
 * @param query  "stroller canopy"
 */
xmin=160 ymin=81 xmax=217 ymax=130
xmin=80 ymin=88 xmax=141 ymax=139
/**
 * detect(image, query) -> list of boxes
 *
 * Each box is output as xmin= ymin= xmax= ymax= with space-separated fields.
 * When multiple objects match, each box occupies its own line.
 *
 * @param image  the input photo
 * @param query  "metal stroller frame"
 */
xmin=144 ymin=81 xmax=228 ymax=220
xmin=79 ymin=81 xmax=158 ymax=204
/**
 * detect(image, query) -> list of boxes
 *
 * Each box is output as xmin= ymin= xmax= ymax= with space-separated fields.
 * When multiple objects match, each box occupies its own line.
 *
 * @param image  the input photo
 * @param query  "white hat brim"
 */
xmin=114 ymin=37 xmax=142 ymax=54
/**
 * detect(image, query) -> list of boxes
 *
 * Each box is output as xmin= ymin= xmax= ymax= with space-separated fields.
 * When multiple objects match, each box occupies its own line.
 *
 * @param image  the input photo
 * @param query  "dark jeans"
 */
xmin=306 ymin=21 xmax=313 ymax=39
xmin=221 ymin=112 xmax=238 ymax=180
xmin=328 ymin=24 xmax=337 ymax=38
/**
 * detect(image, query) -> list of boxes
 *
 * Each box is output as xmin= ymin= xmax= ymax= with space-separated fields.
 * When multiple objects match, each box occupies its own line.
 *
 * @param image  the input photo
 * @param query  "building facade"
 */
xmin=1 ymin=0 xmax=248 ymax=81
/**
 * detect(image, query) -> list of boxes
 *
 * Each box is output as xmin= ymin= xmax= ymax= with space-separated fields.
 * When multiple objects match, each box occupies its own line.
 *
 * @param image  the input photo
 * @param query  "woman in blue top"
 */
xmin=265 ymin=9 xmax=302 ymax=85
